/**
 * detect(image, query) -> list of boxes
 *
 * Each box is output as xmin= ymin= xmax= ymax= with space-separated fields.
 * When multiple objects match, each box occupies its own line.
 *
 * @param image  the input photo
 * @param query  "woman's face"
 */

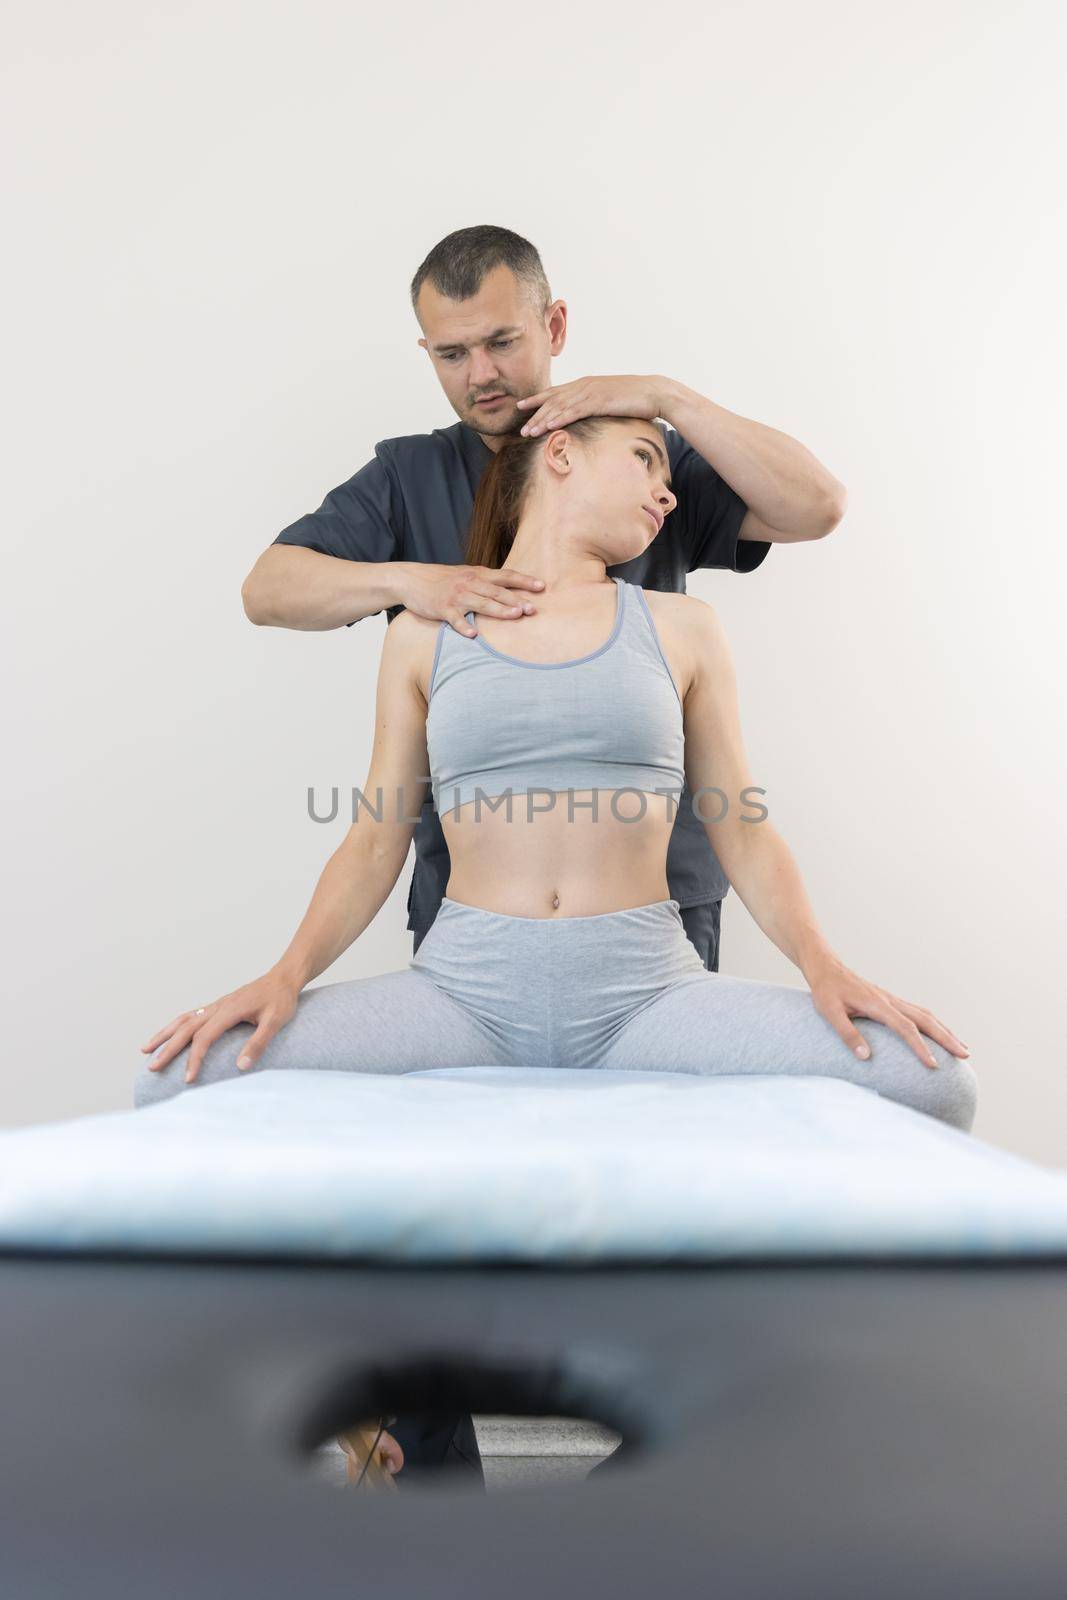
xmin=545 ymin=418 xmax=677 ymax=565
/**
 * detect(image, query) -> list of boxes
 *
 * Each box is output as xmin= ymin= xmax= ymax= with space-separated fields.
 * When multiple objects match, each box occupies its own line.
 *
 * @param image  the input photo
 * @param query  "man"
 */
xmin=241 ymin=224 xmax=848 ymax=1485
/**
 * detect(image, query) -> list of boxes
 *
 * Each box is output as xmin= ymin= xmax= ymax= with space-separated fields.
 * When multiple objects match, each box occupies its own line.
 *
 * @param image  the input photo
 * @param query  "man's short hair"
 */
xmin=410 ymin=224 xmax=552 ymax=322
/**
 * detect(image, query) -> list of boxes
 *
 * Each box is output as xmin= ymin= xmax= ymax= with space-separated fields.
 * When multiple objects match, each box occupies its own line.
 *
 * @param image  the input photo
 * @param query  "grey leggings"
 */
xmin=133 ymin=896 xmax=977 ymax=1131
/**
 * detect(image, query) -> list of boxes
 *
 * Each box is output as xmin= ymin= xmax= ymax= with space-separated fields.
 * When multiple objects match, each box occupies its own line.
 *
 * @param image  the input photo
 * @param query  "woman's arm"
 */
xmin=142 ymin=615 xmax=432 ymax=1082
xmin=272 ymin=612 xmax=432 ymax=988
xmin=679 ymin=598 xmax=833 ymax=974
xmin=679 ymin=598 xmax=969 ymax=1068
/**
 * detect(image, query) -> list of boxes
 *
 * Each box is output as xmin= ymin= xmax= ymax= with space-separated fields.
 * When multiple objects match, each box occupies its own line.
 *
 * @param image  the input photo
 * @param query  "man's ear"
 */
xmin=546 ymin=298 xmax=568 ymax=356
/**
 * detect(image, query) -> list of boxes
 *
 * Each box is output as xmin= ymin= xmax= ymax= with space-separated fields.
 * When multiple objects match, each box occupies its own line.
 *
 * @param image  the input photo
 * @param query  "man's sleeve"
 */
xmin=669 ymin=427 xmax=771 ymax=575
xmin=272 ymin=446 xmax=402 ymax=622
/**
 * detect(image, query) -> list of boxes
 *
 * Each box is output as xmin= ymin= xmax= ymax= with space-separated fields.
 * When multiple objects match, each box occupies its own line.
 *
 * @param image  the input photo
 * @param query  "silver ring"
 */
xmin=194 ymin=1007 xmax=206 ymax=1016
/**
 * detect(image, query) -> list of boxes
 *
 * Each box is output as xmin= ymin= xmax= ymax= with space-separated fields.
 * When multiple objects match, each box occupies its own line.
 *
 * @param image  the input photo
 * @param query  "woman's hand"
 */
xmin=804 ymin=953 xmax=970 ymax=1070
xmin=140 ymin=970 xmax=301 ymax=1084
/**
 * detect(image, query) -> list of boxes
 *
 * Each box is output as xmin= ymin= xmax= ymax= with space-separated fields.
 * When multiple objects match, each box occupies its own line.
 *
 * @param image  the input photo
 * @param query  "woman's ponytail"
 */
xmin=464 ymin=418 xmax=606 ymax=571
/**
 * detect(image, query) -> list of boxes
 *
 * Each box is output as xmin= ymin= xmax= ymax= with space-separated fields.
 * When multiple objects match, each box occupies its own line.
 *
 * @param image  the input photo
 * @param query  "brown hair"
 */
xmin=465 ymin=418 xmax=610 ymax=571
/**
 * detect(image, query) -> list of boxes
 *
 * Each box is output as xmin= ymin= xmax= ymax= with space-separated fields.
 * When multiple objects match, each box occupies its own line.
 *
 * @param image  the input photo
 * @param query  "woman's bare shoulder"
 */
xmin=383 ymin=607 xmax=446 ymax=705
xmin=640 ymin=589 xmax=727 ymax=695
xmin=640 ymin=588 xmax=720 ymax=626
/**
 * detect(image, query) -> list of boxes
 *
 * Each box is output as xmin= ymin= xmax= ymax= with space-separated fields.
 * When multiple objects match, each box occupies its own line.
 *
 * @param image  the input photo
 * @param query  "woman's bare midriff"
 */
xmin=440 ymin=789 xmax=681 ymax=918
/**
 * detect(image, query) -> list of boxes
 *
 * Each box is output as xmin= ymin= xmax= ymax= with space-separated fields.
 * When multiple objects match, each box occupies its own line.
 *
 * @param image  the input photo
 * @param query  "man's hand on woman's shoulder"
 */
xmin=397 ymin=563 xmax=546 ymax=638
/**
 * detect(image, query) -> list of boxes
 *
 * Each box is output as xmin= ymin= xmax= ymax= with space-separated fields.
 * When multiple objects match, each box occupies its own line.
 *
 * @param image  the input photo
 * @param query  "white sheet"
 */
xmin=2 ymin=1068 xmax=1067 ymax=1262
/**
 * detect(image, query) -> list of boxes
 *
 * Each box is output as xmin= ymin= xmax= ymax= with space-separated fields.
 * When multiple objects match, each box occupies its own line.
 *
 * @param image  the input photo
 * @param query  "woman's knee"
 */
xmin=132 ymin=1055 xmax=182 ymax=1108
xmin=864 ymin=1023 xmax=978 ymax=1132
xmin=132 ymin=1039 xmax=198 ymax=1108
xmin=925 ymin=1038 xmax=979 ymax=1133
xmin=132 ymin=1022 xmax=254 ymax=1109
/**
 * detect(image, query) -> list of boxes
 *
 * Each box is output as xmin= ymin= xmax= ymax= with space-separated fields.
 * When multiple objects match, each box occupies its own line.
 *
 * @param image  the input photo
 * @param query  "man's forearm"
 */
xmin=242 ymin=545 xmax=414 ymax=630
xmin=715 ymin=819 xmax=838 ymax=982
xmin=657 ymin=376 xmax=847 ymax=538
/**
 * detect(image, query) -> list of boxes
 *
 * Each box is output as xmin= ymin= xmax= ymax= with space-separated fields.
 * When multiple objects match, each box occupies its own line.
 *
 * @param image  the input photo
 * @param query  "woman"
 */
xmin=135 ymin=413 xmax=976 ymax=1486
xmin=135 ymin=414 xmax=974 ymax=1127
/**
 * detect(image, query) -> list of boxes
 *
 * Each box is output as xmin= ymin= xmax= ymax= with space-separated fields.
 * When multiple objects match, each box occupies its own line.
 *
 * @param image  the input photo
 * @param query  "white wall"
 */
xmin=3 ymin=0 xmax=1064 ymax=1162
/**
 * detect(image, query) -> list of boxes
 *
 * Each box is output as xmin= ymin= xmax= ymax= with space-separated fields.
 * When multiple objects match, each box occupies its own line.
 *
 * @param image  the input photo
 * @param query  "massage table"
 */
xmin=2 ymin=1066 xmax=1067 ymax=1597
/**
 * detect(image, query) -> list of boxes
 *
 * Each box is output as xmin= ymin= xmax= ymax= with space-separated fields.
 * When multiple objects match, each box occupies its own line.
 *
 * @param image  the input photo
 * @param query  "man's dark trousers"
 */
xmin=392 ymin=897 xmax=724 ymax=1487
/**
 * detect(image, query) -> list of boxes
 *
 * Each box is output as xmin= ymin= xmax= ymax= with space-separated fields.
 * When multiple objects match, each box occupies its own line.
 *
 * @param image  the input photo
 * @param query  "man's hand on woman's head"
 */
xmin=515 ymin=374 xmax=665 ymax=437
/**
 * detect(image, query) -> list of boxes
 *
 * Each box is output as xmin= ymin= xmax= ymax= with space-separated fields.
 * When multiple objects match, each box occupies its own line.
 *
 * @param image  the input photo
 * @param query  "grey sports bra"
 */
xmin=424 ymin=576 xmax=686 ymax=819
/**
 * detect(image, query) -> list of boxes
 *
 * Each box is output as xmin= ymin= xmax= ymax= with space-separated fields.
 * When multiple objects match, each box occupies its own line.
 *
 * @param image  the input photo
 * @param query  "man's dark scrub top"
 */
xmin=273 ymin=420 xmax=771 ymax=934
